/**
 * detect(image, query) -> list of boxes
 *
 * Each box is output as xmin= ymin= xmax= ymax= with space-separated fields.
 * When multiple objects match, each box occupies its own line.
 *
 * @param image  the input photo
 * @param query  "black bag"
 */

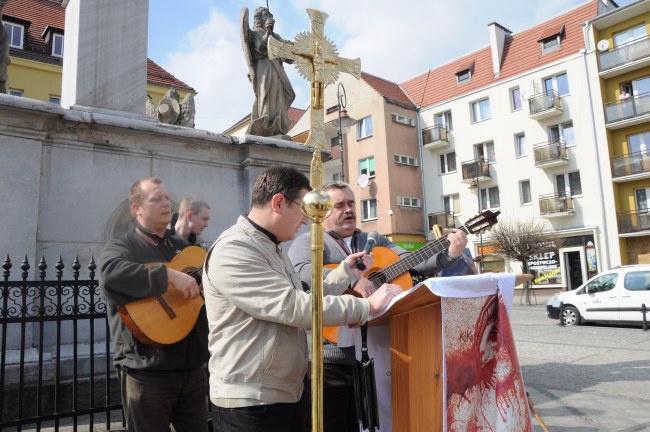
xmin=352 ymin=323 xmax=380 ymax=431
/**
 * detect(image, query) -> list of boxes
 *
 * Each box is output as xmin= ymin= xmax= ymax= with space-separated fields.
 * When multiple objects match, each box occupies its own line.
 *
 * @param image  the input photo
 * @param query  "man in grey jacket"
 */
xmin=287 ymin=181 xmax=468 ymax=431
xmin=203 ymin=166 xmax=402 ymax=432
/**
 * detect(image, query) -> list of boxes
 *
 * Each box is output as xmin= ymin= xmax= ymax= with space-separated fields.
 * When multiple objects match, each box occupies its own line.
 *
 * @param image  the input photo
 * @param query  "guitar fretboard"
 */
xmin=367 ymin=224 xmax=471 ymax=288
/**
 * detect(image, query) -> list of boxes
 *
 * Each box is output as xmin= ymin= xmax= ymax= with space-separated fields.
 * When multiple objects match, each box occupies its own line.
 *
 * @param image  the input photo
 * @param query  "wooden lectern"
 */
xmin=371 ymin=274 xmax=532 ymax=431
xmin=372 ymin=284 xmax=444 ymax=431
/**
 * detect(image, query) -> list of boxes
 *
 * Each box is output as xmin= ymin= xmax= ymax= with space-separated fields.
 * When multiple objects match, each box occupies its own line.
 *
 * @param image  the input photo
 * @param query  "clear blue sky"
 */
xmin=147 ymin=0 xmax=636 ymax=133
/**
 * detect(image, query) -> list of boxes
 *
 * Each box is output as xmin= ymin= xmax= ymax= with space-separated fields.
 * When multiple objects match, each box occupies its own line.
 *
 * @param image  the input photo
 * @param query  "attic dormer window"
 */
xmin=2 ymin=21 xmax=25 ymax=49
xmin=456 ymin=62 xmax=475 ymax=85
xmin=539 ymin=24 xmax=565 ymax=54
xmin=42 ymin=25 xmax=64 ymax=58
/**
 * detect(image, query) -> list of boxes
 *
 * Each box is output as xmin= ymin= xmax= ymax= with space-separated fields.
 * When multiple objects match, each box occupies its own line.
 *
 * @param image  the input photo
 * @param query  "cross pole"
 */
xmin=268 ymin=9 xmax=360 ymax=432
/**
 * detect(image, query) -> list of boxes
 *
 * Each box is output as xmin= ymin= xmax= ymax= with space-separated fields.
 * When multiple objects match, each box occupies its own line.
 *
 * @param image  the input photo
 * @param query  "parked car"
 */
xmin=546 ymin=265 xmax=650 ymax=326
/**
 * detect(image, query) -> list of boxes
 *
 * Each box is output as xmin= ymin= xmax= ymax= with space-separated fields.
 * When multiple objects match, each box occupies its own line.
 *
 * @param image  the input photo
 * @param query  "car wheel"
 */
xmin=562 ymin=306 xmax=581 ymax=326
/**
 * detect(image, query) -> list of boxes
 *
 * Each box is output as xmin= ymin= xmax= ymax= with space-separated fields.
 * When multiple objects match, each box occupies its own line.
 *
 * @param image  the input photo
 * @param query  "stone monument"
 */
xmin=0 ymin=0 xmax=10 ymax=94
xmin=145 ymin=88 xmax=196 ymax=128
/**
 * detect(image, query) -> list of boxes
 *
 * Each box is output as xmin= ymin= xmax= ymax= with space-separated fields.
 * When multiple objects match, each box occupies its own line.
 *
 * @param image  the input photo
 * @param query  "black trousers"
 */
xmin=302 ymin=363 xmax=359 ymax=432
xmin=212 ymin=401 xmax=306 ymax=432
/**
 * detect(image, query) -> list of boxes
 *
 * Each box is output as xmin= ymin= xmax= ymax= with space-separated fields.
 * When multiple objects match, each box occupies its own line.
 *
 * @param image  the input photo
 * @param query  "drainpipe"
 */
xmin=581 ymin=22 xmax=611 ymax=270
xmin=416 ymin=108 xmax=430 ymax=241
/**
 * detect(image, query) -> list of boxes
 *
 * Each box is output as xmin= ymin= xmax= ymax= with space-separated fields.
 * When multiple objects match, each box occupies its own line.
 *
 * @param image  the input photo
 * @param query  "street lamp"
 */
xmin=336 ymin=83 xmax=357 ymax=182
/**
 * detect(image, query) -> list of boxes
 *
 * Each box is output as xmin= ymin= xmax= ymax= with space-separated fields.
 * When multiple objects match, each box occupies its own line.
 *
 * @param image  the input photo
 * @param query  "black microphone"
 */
xmin=356 ymin=231 xmax=379 ymax=270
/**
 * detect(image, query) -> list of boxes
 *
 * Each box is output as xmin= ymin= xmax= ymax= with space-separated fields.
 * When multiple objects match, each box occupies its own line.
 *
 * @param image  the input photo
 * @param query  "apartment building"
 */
xmin=585 ymin=0 xmax=650 ymax=266
xmin=401 ymin=0 xmax=620 ymax=291
xmin=1 ymin=0 xmax=194 ymax=105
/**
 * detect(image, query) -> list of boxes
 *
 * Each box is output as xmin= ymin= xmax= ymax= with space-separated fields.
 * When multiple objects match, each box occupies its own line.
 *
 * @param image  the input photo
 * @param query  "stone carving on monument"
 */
xmin=0 ymin=0 xmax=10 ymax=94
xmin=145 ymin=88 xmax=196 ymax=128
xmin=240 ymin=6 xmax=296 ymax=139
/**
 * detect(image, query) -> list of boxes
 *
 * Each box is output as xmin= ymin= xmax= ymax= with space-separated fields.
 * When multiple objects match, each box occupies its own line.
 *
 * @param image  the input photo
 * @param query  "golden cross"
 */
xmin=268 ymin=9 xmax=360 ymax=432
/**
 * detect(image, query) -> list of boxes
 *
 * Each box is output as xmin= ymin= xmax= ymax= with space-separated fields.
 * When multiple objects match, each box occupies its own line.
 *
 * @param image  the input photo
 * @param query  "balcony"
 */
xmin=598 ymin=36 xmax=650 ymax=78
xmin=611 ymin=150 xmax=650 ymax=182
xmin=428 ymin=211 xmax=455 ymax=230
xmin=533 ymin=139 xmax=569 ymax=168
xmin=618 ymin=210 xmax=650 ymax=235
xmin=604 ymin=92 xmax=650 ymax=129
xmin=422 ymin=125 xmax=449 ymax=150
xmin=539 ymin=193 xmax=575 ymax=217
xmin=528 ymin=91 xmax=562 ymax=120
xmin=461 ymin=159 xmax=490 ymax=183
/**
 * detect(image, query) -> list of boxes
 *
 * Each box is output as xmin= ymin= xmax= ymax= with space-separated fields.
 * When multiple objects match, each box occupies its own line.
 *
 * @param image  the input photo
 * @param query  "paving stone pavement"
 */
xmin=510 ymin=301 xmax=650 ymax=432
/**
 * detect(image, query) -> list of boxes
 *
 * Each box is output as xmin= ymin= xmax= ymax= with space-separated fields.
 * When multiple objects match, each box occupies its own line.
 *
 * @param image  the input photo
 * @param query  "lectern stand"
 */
xmin=370 ymin=274 xmax=532 ymax=432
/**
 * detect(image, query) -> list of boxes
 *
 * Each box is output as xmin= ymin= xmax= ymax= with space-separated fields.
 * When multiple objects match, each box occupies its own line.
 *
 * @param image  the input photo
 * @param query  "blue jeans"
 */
xmin=118 ymin=366 xmax=208 ymax=432
xmin=211 ymin=401 xmax=306 ymax=432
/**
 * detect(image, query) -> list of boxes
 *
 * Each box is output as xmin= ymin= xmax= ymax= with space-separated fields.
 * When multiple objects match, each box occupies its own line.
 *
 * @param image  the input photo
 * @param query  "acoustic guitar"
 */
xmin=323 ymin=210 xmax=500 ymax=344
xmin=117 ymin=245 xmax=207 ymax=347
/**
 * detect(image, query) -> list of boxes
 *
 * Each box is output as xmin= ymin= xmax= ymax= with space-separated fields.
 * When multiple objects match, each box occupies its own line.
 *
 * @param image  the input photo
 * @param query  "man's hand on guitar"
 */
xmin=352 ymin=277 xmax=376 ymax=298
xmin=367 ymin=283 xmax=402 ymax=315
xmin=447 ymin=228 xmax=469 ymax=258
xmin=167 ymin=268 xmax=201 ymax=299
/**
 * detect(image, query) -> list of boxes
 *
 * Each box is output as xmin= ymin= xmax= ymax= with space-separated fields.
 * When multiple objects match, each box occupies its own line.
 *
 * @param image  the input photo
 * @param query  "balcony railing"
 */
xmin=598 ymin=36 xmax=650 ymax=71
xmin=604 ymin=92 xmax=650 ymax=124
xmin=461 ymin=159 xmax=490 ymax=182
xmin=618 ymin=209 xmax=650 ymax=234
xmin=611 ymin=150 xmax=650 ymax=180
xmin=422 ymin=125 xmax=449 ymax=149
xmin=533 ymin=139 xmax=569 ymax=167
xmin=539 ymin=193 xmax=574 ymax=217
xmin=528 ymin=90 xmax=562 ymax=118
xmin=428 ymin=211 xmax=455 ymax=230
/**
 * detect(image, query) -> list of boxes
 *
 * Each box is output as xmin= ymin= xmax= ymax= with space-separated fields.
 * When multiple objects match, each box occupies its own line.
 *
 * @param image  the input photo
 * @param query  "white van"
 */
xmin=546 ymin=265 xmax=650 ymax=326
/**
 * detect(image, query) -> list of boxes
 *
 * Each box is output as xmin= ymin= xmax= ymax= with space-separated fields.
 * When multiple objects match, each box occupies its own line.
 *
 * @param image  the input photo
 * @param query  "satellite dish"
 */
xmin=357 ymin=173 xmax=369 ymax=189
xmin=597 ymin=39 xmax=610 ymax=52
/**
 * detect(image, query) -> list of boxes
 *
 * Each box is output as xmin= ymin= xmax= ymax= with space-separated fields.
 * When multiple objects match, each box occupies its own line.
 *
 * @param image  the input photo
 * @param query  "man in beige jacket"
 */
xmin=203 ymin=166 xmax=401 ymax=432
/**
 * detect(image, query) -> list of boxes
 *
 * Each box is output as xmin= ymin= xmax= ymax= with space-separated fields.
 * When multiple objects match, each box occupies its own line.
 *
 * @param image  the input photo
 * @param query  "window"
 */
xmin=471 ymin=98 xmax=491 ymax=123
xmin=52 ymin=33 xmax=64 ymax=57
xmin=474 ymin=141 xmax=495 ymax=163
xmin=541 ymin=36 xmax=560 ymax=52
xmin=440 ymin=152 xmax=457 ymax=174
xmin=586 ymin=274 xmax=617 ymax=294
xmin=456 ymin=69 xmax=471 ymax=84
xmin=511 ymin=87 xmax=522 ymax=111
xmin=613 ymin=24 xmax=647 ymax=48
xmin=544 ymin=73 xmax=569 ymax=97
xmin=520 ymin=180 xmax=532 ymax=205
xmin=2 ymin=22 xmax=24 ymax=49
xmin=624 ymin=271 xmax=650 ymax=292
xmin=628 ymin=131 xmax=649 ymax=154
xmin=361 ymin=199 xmax=377 ymax=221
xmin=480 ymin=186 xmax=500 ymax=210
xmin=359 ymin=157 xmax=375 ymax=178
xmin=49 ymin=96 xmax=61 ymax=105
xmin=398 ymin=196 xmax=421 ymax=208
xmin=330 ymin=137 xmax=338 ymax=147
xmin=635 ymin=187 xmax=649 ymax=211
xmin=9 ymin=89 xmax=23 ymax=97
xmin=556 ymin=171 xmax=582 ymax=196
xmin=356 ymin=116 xmax=373 ymax=139
xmin=443 ymin=194 xmax=460 ymax=214
xmin=549 ymin=121 xmax=575 ymax=146
xmin=332 ymin=172 xmax=341 ymax=182
xmin=394 ymin=154 xmax=418 ymax=166
xmin=434 ymin=110 xmax=453 ymax=131
xmin=515 ymin=133 xmax=527 ymax=157
xmin=392 ymin=113 xmax=415 ymax=127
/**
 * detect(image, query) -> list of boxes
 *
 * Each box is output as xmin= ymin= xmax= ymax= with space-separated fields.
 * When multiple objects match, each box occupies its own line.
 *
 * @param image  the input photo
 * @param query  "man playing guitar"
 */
xmin=99 ymin=177 xmax=209 ymax=432
xmin=288 ymin=181 xmax=467 ymax=432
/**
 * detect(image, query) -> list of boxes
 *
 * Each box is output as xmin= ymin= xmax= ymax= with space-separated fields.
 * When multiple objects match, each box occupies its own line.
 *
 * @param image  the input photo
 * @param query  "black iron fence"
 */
xmin=1 ymin=255 xmax=123 ymax=431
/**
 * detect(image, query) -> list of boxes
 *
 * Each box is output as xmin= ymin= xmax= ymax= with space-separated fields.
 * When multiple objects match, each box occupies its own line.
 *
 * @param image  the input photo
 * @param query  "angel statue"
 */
xmin=0 ymin=0 xmax=11 ymax=94
xmin=145 ymin=88 xmax=195 ymax=128
xmin=240 ymin=6 xmax=295 ymax=138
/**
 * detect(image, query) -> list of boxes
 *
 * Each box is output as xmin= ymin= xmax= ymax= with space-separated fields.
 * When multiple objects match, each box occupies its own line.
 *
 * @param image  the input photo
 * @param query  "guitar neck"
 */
xmin=371 ymin=225 xmax=470 ymax=288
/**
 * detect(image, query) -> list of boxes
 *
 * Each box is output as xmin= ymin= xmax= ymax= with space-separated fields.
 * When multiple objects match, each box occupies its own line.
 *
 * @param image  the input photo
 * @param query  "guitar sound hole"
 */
xmin=369 ymin=272 xmax=386 ymax=288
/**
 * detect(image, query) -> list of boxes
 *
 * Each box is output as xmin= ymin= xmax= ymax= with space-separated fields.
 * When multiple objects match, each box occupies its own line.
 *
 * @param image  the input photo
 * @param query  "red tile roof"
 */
xmin=288 ymin=106 xmax=306 ymax=129
xmin=361 ymin=71 xmax=415 ymax=110
xmin=538 ymin=24 xmax=565 ymax=41
xmin=400 ymin=1 xmax=598 ymax=109
xmin=3 ymin=0 xmax=193 ymax=91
